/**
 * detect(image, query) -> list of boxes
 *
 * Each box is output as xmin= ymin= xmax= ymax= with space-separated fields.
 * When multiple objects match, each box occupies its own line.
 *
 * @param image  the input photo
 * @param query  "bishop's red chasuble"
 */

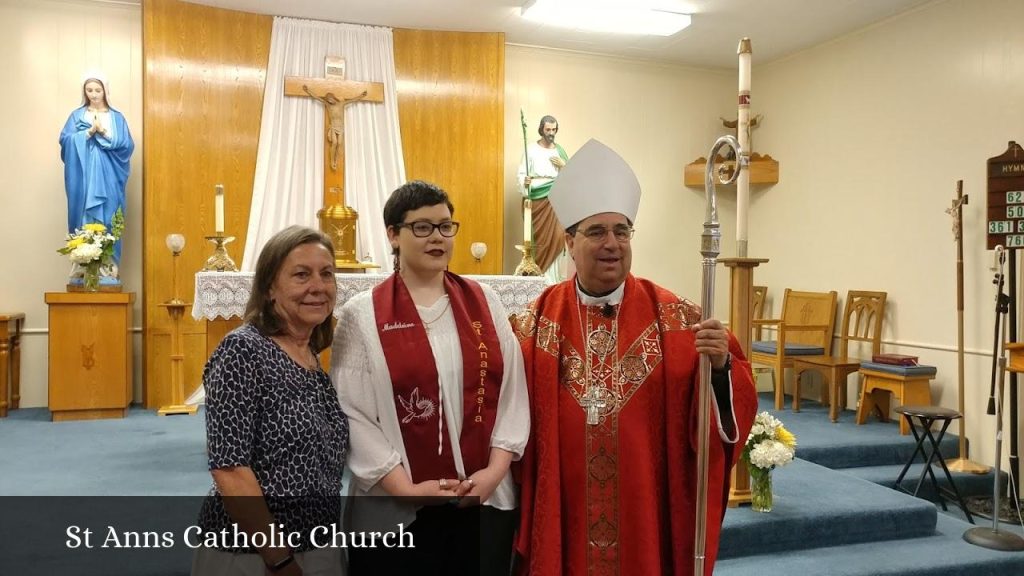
xmin=514 ymin=275 xmax=758 ymax=576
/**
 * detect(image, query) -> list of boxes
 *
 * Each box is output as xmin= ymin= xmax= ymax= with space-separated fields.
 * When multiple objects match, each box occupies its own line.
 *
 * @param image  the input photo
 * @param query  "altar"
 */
xmin=187 ymin=271 xmax=549 ymax=404
xmin=192 ymin=271 xmax=549 ymax=321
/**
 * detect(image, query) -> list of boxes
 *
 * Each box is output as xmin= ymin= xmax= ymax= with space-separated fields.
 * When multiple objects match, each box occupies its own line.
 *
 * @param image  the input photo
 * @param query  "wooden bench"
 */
xmin=855 ymin=364 xmax=936 ymax=435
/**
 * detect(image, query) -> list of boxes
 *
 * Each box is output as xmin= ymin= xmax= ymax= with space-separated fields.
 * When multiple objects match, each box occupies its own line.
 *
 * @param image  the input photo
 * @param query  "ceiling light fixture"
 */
xmin=521 ymin=0 xmax=691 ymax=37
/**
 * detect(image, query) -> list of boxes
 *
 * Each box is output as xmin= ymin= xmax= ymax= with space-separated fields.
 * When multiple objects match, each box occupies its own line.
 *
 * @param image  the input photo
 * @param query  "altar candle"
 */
xmin=524 ymin=199 xmax=533 ymax=242
xmin=737 ymin=38 xmax=752 ymax=257
xmin=214 ymin=184 xmax=225 ymax=234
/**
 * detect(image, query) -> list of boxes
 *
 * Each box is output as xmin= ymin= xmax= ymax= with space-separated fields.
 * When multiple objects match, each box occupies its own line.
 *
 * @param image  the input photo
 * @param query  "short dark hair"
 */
xmin=538 ymin=115 xmax=558 ymax=137
xmin=243 ymin=225 xmax=336 ymax=353
xmin=383 ymin=181 xmax=455 ymax=255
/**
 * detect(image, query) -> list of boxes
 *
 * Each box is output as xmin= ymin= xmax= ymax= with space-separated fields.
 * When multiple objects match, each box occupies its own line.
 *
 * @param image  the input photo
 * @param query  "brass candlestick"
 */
xmin=514 ymin=240 xmax=543 ymax=276
xmin=159 ymin=234 xmax=197 ymax=416
xmin=203 ymin=235 xmax=238 ymax=272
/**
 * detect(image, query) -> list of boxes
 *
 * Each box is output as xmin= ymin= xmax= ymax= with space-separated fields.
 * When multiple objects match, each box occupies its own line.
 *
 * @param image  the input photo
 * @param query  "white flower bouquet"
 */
xmin=742 ymin=411 xmax=797 ymax=471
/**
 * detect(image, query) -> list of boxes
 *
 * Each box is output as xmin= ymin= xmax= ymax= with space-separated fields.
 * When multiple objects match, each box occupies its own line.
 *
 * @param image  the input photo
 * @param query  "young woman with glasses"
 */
xmin=330 ymin=180 xmax=529 ymax=575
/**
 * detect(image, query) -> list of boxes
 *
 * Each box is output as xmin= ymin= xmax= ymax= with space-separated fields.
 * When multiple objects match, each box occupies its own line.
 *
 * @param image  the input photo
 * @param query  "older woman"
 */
xmin=59 ymin=76 xmax=134 ymax=278
xmin=193 ymin=226 xmax=348 ymax=576
xmin=331 ymin=181 xmax=529 ymax=575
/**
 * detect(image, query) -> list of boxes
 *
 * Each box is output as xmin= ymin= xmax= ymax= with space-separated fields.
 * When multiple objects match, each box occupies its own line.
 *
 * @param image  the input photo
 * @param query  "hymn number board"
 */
xmin=987 ymin=141 xmax=1024 ymax=250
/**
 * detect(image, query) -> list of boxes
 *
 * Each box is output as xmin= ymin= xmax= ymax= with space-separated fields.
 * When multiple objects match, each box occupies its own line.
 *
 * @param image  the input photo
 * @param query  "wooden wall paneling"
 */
xmin=393 ymin=30 xmax=505 ymax=274
xmin=142 ymin=0 xmax=272 ymax=407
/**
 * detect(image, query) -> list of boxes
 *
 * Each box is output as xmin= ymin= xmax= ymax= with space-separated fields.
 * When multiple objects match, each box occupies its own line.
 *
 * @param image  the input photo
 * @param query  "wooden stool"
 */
xmin=856 ymin=367 xmax=934 ymax=435
xmin=0 ymin=313 xmax=26 ymax=418
xmin=893 ymin=405 xmax=974 ymax=523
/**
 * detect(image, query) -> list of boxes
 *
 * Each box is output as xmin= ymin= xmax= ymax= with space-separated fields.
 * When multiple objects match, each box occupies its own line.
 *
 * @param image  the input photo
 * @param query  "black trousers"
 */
xmin=347 ymin=504 xmax=517 ymax=576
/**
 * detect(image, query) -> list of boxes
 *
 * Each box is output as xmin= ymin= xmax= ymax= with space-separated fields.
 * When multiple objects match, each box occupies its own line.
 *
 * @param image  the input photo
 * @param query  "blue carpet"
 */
xmin=0 ymin=407 xmax=209 ymax=495
xmin=714 ymin=394 xmax=1024 ymax=575
xmin=1 ymin=397 xmax=1022 ymax=574
xmin=718 ymin=513 xmax=1024 ymax=576
xmin=720 ymin=459 xmax=937 ymax=558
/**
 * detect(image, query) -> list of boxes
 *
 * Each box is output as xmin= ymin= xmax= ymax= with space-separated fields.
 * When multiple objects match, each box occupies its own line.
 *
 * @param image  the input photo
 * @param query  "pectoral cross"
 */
xmin=581 ymin=385 xmax=609 ymax=426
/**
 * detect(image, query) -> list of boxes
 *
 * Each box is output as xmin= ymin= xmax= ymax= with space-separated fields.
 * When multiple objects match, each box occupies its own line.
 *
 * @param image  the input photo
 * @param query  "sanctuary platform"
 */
xmin=717 ymin=394 xmax=1024 ymax=575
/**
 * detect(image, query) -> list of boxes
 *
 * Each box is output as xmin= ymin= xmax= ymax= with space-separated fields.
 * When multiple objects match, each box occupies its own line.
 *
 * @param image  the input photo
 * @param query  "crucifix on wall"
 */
xmin=284 ymin=57 xmax=384 ymax=269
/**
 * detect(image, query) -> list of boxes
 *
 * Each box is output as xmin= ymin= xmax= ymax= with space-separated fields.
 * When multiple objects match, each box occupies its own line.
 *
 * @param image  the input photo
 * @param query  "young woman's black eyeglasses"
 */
xmin=395 ymin=220 xmax=461 ymax=238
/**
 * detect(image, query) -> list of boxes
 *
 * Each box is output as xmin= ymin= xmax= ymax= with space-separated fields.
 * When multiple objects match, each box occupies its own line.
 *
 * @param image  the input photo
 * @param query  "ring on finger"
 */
xmin=439 ymin=478 xmax=448 ymax=489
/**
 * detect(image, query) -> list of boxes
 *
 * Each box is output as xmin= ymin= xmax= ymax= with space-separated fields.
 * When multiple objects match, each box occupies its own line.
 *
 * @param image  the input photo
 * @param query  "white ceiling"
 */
xmin=183 ymin=0 xmax=935 ymax=69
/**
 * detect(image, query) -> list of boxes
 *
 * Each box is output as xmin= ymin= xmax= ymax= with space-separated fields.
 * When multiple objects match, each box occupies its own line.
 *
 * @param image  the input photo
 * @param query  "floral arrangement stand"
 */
xmin=59 ymin=209 xmax=125 ymax=292
xmin=742 ymin=411 xmax=797 ymax=512
xmin=43 ymin=292 xmax=134 ymax=421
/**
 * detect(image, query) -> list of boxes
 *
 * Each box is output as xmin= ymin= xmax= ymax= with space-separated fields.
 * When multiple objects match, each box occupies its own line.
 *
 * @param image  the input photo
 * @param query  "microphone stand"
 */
xmin=964 ymin=246 xmax=1024 ymax=550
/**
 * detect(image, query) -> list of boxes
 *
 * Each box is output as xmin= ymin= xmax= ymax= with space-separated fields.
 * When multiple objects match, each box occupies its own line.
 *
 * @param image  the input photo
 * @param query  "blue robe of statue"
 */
xmin=59 ymin=106 xmax=134 ymax=266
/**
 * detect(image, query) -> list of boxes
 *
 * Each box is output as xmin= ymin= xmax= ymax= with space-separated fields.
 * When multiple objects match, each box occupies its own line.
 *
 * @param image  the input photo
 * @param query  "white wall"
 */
xmin=0 ymin=0 xmax=143 ymax=407
xmin=504 ymin=44 xmax=736 ymax=313
xmin=755 ymin=0 xmax=1024 ymax=465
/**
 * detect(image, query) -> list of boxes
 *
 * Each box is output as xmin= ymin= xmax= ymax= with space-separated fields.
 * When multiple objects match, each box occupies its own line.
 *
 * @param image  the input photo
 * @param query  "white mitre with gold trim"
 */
xmin=548 ymin=138 xmax=641 ymax=229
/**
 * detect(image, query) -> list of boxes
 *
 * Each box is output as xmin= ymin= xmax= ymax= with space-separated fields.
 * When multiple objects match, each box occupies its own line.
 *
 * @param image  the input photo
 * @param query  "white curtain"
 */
xmin=242 ymin=17 xmax=405 ymax=273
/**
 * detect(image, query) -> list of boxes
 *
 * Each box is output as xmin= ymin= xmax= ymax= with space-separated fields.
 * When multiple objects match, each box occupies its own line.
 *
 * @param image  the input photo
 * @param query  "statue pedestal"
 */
xmin=45 ymin=292 xmax=135 ymax=421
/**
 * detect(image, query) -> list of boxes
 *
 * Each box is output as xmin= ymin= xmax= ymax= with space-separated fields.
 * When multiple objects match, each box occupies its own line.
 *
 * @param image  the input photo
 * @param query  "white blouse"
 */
xmin=330 ymin=282 xmax=530 ymax=526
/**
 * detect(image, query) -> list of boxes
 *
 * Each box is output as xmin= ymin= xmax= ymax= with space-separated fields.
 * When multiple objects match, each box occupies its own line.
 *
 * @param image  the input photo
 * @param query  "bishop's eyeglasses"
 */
xmin=396 ymin=220 xmax=461 ymax=238
xmin=576 ymin=224 xmax=635 ymax=242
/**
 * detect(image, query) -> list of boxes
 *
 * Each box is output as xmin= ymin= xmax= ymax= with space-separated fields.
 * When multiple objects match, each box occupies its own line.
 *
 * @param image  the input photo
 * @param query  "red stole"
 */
xmin=513 ymin=275 xmax=758 ymax=576
xmin=373 ymin=272 xmax=502 ymax=483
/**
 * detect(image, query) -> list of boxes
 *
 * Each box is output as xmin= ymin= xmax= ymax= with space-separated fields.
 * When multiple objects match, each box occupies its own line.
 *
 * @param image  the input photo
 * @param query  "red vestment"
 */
xmin=514 ymin=275 xmax=758 ymax=576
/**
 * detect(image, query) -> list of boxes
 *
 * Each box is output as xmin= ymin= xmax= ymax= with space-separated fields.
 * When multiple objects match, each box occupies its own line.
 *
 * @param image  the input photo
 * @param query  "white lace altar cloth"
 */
xmin=192 ymin=272 xmax=550 ymax=321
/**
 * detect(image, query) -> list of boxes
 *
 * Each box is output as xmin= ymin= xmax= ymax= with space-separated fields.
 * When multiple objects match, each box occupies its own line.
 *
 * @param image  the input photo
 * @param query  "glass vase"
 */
xmin=83 ymin=261 xmax=101 ymax=292
xmin=750 ymin=466 xmax=773 ymax=513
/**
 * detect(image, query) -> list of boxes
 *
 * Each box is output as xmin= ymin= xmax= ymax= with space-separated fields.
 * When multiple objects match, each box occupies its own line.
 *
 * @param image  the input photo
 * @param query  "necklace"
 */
xmin=421 ymin=297 xmax=451 ymax=332
xmin=576 ymin=294 xmax=620 ymax=426
xmin=274 ymin=336 xmax=318 ymax=370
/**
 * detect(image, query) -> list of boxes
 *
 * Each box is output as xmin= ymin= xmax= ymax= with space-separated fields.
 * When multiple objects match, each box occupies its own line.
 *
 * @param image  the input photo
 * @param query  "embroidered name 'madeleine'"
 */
xmin=382 ymin=322 xmax=416 ymax=332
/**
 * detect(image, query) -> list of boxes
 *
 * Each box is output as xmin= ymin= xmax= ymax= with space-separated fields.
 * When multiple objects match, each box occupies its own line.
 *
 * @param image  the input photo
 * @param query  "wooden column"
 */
xmin=719 ymin=257 xmax=769 ymax=507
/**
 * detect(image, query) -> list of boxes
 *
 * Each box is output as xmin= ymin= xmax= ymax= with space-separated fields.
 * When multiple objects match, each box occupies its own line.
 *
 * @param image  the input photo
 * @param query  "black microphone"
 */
xmin=602 ymin=303 xmax=615 ymax=318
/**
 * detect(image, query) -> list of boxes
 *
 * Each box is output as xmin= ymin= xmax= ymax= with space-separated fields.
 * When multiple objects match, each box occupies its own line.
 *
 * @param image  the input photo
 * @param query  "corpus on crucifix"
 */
xmin=284 ymin=57 xmax=384 ymax=270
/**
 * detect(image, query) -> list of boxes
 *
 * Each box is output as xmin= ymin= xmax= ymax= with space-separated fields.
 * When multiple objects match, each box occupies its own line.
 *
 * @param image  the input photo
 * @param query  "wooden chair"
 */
xmin=750 ymin=289 xmax=838 ymax=410
xmin=752 ymin=286 xmax=768 ymax=340
xmin=750 ymin=286 xmax=774 ymax=386
xmin=792 ymin=291 xmax=887 ymax=421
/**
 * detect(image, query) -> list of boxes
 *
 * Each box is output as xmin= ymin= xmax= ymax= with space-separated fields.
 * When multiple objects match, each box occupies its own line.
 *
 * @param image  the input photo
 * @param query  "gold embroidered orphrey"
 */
xmin=512 ymin=298 xmax=701 ymax=575
xmin=568 ymin=302 xmax=662 ymax=426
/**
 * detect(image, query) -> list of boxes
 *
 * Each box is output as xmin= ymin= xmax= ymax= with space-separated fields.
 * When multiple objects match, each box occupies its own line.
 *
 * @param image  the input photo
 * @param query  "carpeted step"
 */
xmin=716 ymin=513 xmax=1024 ymax=576
xmin=719 ymin=459 xmax=936 ymax=559
xmin=840 ymin=463 xmax=1005 ymax=501
xmin=758 ymin=394 xmax=961 ymax=469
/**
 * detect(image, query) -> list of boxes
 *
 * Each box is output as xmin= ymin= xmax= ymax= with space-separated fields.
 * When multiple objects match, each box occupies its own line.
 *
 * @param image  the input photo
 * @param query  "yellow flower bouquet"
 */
xmin=57 ymin=208 xmax=124 ymax=291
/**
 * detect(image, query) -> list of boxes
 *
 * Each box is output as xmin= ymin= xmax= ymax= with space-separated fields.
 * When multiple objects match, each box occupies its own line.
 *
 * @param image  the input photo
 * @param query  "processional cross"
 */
xmin=284 ymin=58 xmax=384 ymax=268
